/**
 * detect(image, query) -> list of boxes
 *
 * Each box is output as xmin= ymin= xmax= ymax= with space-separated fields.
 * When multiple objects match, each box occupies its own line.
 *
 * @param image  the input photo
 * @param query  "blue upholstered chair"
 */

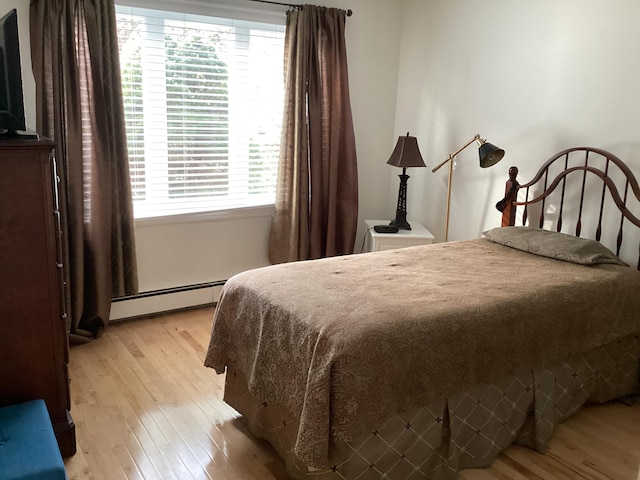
xmin=0 ymin=400 xmax=67 ymax=480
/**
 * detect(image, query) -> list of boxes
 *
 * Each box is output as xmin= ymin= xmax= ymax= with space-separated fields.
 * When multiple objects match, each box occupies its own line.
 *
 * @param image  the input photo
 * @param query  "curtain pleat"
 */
xmin=268 ymin=5 xmax=358 ymax=264
xmin=30 ymin=0 xmax=138 ymax=339
xmin=269 ymin=9 xmax=310 ymax=262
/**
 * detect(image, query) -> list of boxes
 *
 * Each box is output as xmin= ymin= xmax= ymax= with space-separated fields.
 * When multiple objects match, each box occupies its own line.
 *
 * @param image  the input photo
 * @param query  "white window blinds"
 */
xmin=116 ymin=5 xmax=285 ymax=218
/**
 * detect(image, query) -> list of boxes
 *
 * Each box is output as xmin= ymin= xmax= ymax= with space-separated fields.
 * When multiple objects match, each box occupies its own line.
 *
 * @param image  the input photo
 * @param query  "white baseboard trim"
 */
xmin=110 ymin=284 xmax=224 ymax=321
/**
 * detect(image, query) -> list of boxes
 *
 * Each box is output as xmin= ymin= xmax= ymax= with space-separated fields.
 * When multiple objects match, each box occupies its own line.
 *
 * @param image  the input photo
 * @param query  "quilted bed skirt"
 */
xmin=223 ymin=332 xmax=640 ymax=480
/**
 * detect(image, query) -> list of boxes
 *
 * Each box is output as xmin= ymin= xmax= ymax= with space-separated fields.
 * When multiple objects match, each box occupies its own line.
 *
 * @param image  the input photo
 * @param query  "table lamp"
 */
xmin=386 ymin=133 xmax=426 ymax=230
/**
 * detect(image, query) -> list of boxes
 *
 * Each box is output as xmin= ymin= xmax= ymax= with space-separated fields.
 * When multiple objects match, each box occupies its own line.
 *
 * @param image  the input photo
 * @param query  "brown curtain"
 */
xmin=268 ymin=5 xmax=358 ymax=263
xmin=30 ymin=0 xmax=138 ymax=340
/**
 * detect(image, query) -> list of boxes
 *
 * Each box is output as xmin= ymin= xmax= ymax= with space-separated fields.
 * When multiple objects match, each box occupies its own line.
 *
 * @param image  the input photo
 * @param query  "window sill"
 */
xmin=134 ymin=203 xmax=275 ymax=226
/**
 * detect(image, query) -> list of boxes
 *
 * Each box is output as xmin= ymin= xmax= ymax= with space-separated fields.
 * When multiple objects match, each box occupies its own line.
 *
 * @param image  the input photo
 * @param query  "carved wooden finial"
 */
xmin=498 ymin=167 xmax=520 ymax=226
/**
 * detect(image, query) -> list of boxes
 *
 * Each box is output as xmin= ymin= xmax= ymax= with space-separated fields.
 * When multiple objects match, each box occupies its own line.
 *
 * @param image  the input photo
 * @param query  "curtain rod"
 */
xmin=246 ymin=0 xmax=353 ymax=16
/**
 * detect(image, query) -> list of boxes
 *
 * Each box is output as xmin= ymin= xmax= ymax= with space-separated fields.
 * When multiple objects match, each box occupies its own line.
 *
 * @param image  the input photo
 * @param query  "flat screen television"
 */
xmin=0 ymin=9 xmax=29 ymax=137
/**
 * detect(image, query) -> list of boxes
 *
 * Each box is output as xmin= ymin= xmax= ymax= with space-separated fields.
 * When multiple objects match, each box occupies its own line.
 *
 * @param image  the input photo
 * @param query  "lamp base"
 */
xmin=390 ymin=169 xmax=412 ymax=230
xmin=390 ymin=214 xmax=411 ymax=230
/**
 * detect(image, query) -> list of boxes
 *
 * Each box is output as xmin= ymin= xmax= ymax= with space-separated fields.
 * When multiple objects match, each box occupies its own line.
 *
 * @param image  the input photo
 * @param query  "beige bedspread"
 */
xmin=204 ymin=238 xmax=640 ymax=469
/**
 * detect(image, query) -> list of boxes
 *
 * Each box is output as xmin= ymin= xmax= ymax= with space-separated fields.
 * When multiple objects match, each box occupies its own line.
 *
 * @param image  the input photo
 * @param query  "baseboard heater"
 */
xmin=112 ymin=280 xmax=227 ymax=302
xmin=110 ymin=280 xmax=228 ymax=321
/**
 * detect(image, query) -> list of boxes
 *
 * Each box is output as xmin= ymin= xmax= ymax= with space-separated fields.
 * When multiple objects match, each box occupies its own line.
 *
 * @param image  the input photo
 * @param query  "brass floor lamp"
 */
xmin=431 ymin=134 xmax=505 ymax=241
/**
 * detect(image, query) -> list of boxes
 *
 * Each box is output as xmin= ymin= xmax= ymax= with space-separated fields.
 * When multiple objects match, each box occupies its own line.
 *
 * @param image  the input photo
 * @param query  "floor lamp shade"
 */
xmin=387 ymin=133 xmax=426 ymax=230
xmin=479 ymin=142 xmax=505 ymax=168
xmin=432 ymin=134 xmax=504 ymax=241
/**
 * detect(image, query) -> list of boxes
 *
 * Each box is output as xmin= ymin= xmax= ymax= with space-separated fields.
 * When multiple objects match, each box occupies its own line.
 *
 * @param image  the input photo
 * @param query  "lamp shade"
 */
xmin=386 ymin=133 xmax=426 ymax=168
xmin=479 ymin=142 xmax=505 ymax=168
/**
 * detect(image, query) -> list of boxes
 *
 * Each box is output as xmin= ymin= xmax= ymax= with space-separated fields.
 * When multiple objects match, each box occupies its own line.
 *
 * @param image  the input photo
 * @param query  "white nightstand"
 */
xmin=363 ymin=219 xmax=435 ymax=252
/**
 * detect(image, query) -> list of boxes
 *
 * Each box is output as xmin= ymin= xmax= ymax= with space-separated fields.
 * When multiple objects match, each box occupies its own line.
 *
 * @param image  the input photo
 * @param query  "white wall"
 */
xmin=396 ymin=0 xmax=640 ymax=246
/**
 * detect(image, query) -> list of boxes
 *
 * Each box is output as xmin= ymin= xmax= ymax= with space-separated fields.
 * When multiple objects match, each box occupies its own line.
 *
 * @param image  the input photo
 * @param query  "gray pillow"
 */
xmin=482 ymin=226 xmax=627 ymax=266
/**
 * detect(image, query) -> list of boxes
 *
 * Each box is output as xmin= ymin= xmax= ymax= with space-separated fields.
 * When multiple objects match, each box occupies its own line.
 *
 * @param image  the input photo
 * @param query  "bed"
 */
xmin=204 ymin=147 xmax=640 ymax=479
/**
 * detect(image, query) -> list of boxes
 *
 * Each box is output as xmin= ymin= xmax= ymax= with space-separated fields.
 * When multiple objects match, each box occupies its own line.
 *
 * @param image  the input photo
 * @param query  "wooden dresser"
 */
xmin=0 ymin=136 xmax=76 ymax=457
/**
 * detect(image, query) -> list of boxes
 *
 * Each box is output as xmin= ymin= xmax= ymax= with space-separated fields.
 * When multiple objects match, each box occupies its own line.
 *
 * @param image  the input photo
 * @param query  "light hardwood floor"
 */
xmin=64 ymin=306 xmax=640 ymax=480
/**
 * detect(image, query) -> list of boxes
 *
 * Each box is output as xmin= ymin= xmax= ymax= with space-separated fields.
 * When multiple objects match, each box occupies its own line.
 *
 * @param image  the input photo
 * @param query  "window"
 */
xmin=116 ymin=5 xmax=285 ymax=218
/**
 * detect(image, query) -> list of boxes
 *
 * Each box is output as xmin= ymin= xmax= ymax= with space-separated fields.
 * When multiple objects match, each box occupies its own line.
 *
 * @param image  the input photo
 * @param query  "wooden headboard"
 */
xmin=496 ymin=147 xmax=640 ymax=269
